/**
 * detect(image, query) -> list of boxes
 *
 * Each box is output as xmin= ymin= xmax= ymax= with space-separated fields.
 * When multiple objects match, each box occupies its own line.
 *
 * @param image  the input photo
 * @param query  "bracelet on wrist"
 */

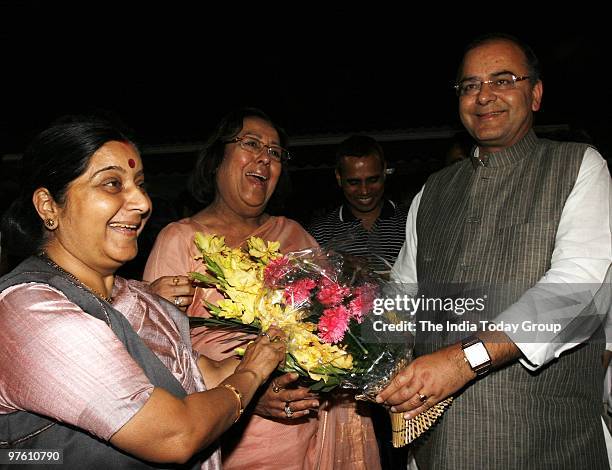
xmin=219 ymin=383 xmax=243 ymax=423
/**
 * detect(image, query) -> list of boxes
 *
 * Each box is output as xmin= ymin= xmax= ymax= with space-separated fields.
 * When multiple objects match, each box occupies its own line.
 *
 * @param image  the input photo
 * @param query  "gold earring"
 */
xmin=44 ymin=218 xmax=56 ymax=228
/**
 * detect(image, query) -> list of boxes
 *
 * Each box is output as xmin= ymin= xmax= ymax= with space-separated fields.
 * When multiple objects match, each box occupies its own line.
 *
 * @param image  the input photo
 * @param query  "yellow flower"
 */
xmin=330 ymin=351 xmax=353 ymax=369
xmin=257 ymin=301 xmax=286 ymax=330
xmin=229 ymin=249 xmax=254 ymax=271
xmin=193 ymin=231 xmax=357 ymax=387
xmin=223 ymin=267 xmax=260 ymax=294
xmin=292 ymin=346 xmax=322 ymax=371
xmin=247 ymin=236 xmax=281 ymax=264
xmin=285 ymin=324 xmax=354 ymax=377
xmin=224 ymin=287 xmax=258 ymax=324
xmin=194 ymin=232 xmax=226 ymax=256
xmin=217 ymin=299 xmax=243 ymax=319
xmin=308 ymin=372 xmax=328 ymax=382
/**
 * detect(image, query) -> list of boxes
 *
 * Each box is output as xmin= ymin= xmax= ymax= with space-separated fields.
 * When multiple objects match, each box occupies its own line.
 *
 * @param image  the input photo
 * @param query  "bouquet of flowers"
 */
xmin=189 ymin=232 xmax=452 ymax=445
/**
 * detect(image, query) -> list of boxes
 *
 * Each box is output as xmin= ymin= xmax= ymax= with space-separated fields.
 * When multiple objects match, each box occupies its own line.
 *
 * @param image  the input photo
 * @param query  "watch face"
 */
xmin=464 ymin=342 xmax=490 ymax=367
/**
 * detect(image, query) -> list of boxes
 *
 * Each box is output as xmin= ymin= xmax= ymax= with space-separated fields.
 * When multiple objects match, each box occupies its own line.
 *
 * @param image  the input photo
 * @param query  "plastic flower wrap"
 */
xmin=188 ymin=232 xmax=413 ymax=393
xmin=189 ymin=233 xmax=454 ymax=446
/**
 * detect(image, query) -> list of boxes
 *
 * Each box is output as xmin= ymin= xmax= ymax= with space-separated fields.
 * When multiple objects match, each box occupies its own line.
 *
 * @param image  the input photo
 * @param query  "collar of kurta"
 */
xmin=472 ymin=129 xmax=538 ymax=168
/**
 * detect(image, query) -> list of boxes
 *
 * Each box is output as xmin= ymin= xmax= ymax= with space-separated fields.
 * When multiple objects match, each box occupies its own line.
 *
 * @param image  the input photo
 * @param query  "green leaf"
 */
xmin=309 ymin=377 xmax=342 ymax=392
xmin=204 ymin=255 xmax=225 ymax=278
xmin=188 ymin=316 xmax=260 ymax=333
xmin=203 ymin=300 xmax=223 ymax=315
xmin=189 ymin=271 xmax=220 ymax=286
xmin=309 ymin=380 xmax=329 ymax=391
xmin=282 ymin=353 xmax=308 ymax=376
xmin=310 ymin=363 xmax=350 ymax=375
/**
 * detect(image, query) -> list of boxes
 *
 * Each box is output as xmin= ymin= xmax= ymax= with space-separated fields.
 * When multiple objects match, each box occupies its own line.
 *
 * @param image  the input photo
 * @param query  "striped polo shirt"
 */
xmin=307 ymin=200 xmax=408 ymax=273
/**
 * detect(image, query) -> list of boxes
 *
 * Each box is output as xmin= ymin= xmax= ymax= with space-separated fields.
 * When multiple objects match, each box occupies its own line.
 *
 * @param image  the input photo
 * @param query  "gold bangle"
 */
xmin=220 ymin=383 xmax=243 ymax=423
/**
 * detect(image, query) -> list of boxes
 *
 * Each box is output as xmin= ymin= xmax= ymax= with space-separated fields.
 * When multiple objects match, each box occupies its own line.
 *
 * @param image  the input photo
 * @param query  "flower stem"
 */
xmin=347 ymin=329 xmax=368 ymax=355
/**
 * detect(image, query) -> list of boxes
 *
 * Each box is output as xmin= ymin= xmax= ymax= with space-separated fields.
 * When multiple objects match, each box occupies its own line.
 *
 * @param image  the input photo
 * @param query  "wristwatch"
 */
xmin=461 ymin=336 xmax=492 ymax=377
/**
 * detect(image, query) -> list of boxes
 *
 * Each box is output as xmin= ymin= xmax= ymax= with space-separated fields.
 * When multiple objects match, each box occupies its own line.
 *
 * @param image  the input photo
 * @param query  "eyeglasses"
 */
xmin=454 ymin=73 xmax=531 ymax=97
xmin=228 ymin=136 xmax=291 ymax=163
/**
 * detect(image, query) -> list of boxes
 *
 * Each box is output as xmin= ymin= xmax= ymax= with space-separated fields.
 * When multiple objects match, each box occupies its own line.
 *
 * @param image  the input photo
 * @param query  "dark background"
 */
xmin=3 ymin=10 xmax=610 ymax=150
xmin=2 ymin=5 xmax=611 ymax=152
xmin=2 ymin=3 xmax=611 ymax=275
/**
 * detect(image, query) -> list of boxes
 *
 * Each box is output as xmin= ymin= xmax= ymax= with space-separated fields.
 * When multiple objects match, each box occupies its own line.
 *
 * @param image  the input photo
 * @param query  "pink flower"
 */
xmin=316 ymin=278 xmax=350 ymax=307
xmin=284 ymin=278 xmax=317 ymax=307
xmin=348 ymin=284 xmax=378 ymax=323
xmin=347 ymin=296 xmax=366 ymax=323
xmin=263 ymin=256 xmax=291 ymax=287
xmin=318 ymin=305 xmax=350 ymax=343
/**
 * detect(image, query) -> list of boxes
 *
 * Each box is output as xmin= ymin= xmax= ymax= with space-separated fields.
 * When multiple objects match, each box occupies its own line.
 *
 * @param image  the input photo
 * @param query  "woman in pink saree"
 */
xmin=0 ymin=115 xmax=287 ymax=470
xmin=144 ymin=108 xmax=380 ymax=469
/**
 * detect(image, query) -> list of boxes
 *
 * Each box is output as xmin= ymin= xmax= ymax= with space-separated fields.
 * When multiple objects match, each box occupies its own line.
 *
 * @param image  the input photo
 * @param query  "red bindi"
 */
xmin=128 ymin=158 xmax=136 ymax=168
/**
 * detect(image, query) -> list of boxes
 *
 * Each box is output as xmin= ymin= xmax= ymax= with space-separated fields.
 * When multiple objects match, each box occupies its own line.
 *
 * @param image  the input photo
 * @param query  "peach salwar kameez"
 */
xmin=144 ymin=215 xmax=380 ymax=470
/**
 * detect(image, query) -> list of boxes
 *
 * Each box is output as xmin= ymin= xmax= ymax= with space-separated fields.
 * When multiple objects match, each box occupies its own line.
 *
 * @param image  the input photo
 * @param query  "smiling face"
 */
xmin=43 ymin=141 xmax=151 ymax=275
xmin=213 ymin=116 xmax=282 ymax=218
xmin=336 ymin=154 xmax=386 ymax=215
xmin=458 ymin=39 xmax=542 ymax=154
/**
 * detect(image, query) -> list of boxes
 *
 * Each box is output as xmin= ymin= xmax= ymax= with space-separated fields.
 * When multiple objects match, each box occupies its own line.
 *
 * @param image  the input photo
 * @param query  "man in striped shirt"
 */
xmin=308 ymin=134 xmax=409 ymax=469
xmin=307 ymin=135 xmax=408 ymax=275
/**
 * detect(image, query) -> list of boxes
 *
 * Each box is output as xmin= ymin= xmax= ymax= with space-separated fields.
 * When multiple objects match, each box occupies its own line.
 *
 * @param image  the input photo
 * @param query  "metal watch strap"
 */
xmin=461 ymin=335 xmax=492 ymax=376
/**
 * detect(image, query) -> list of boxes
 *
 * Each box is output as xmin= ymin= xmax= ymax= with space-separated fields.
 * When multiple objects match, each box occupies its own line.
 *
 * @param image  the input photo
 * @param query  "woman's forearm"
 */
xmin=198 ymin=355 xmax=240 ymax=389
xmin=110 ymin=369 xmax=262 ymax=464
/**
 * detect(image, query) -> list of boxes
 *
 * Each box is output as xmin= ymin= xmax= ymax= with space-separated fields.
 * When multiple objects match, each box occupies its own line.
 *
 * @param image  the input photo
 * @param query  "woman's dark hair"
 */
xmin=456 ymin=32 xmax=542 ymax=85
xmin=188 ymin=107 xmax=290 ymax=209
xmin=1 ymin=114 xmax=135 ymax=257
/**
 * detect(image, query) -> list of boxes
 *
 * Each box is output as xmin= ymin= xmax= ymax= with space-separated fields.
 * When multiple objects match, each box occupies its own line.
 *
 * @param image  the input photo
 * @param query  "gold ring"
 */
xmin=272 ymin=381 xmax=281 ymax=393
xmin=418 ymin=392 xmax=428 ymax=403
xmin=173 ymin=276 xmax=180 ymax=285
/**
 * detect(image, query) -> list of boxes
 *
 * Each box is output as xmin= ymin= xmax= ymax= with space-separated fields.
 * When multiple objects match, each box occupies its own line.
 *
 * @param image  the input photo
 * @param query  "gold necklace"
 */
xmin=39 ymin=252 xmax=113 ymax=304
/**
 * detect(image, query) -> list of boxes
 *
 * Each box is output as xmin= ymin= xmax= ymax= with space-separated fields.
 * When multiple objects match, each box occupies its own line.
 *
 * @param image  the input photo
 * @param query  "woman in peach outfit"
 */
xmin=144 ymin=108 xmax=380 ymax=470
